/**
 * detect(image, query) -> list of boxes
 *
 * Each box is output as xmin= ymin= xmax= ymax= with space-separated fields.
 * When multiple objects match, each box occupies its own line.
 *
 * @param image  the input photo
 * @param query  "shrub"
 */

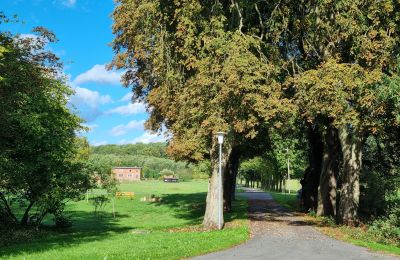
xmin=160 ymin=169 xmax=174 ymax=176
xmin=367 ymin=206 xmax=400 ymax=246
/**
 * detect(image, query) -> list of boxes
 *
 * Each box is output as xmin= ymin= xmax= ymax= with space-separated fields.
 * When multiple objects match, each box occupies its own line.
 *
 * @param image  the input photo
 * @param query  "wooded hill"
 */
xmin=90 ymin=143 xmax=208 ymax=180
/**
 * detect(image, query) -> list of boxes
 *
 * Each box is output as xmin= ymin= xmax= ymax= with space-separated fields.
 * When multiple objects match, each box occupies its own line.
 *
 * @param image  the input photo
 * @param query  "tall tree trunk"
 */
xmin=20 ymin=201 xmax=35 ymax=226
xmin=337 ymin=125 xmax=362 ymax=225
xmin=203 ymin=141 xmax=232 ymax=230
xmin=301 ymin=125 xmax=324 ymax=212
xmin=317 ymin=126 xmax=340 ymax=217
xmin=0 ymin=193 xmax=18 ymax=225
xmin=223 ymin=147 xmax=240 ymax=212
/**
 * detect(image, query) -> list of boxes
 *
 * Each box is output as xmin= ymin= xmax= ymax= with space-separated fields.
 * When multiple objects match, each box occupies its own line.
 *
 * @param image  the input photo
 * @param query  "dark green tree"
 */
xmin=0 ymin=23 xmax=90 ymax=227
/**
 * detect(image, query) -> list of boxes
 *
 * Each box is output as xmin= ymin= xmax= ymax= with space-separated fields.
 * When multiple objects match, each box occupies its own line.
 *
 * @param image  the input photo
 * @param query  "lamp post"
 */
xmin=216 ymin=132 xmax=225 ymax=230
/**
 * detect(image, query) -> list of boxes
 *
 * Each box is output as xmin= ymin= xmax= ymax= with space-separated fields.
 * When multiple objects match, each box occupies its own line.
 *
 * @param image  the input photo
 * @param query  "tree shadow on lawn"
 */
xmin=153 ymin=192 xmax=248 ymax=226
xmin=0 ymin=211 xmax=132 ymax=258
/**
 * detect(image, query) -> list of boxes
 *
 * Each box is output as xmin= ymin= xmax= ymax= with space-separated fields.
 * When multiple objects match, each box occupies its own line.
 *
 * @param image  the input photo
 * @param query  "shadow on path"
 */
xmin=194 ymin=187 xmax=397 ymax=260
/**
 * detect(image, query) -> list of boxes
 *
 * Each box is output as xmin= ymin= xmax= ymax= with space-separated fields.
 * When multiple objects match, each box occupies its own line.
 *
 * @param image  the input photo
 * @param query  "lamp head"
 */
xmin=216 ymin=132 xmax=226 ymax=144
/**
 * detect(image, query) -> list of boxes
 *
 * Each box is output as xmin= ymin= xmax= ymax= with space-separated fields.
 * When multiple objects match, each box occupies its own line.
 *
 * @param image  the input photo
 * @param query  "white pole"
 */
xmin=218 ymin=142 xmax=222 ymax=230
xmin=86 ymin=190 xmax=89 ymax=203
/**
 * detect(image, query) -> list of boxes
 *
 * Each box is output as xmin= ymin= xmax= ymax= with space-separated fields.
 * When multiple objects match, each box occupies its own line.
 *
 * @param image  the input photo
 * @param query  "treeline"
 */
xmin=91 ymin=143 xmax=168 ymax=159
xmin=90 ymin=144 xmax=209 ymax=180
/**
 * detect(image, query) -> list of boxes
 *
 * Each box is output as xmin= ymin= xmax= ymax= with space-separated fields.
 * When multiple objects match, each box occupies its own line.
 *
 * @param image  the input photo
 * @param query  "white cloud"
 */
xmin=70 ymin=87 xmax=112 ymax=108
xmin=120 ymin=92 xmax=133 ymax=102
xmin=118 ymin=132 xmax=166 ymax=144
xmin=131 ymin=132 xmax=166 ymax=144
xmin=92 ymin=140 xmax=108 ymax=146
xmin=110 ymin=120 xmax=145 ymax=137
xmin=68 ymin=86 xmax=112 ymax=122
xmin=73 ymin=64 xmax=122 ymax=85
xmin=62 ymin=0 xmax=76 ymax=7
xmin=18 ymin=33 xmax=38 ymax=40
xmin=106 ymin=102 xmax=146 ymax=115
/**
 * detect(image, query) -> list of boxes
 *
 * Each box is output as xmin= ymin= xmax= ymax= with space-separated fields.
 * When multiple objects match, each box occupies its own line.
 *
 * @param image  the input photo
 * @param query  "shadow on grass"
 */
xmin=152 ymin=192 xmax=207 ymax=225
xmin=153 ymin=192 xmax=248 ymax=226
xmin=0 ymin=211 xmax=132 ymax=258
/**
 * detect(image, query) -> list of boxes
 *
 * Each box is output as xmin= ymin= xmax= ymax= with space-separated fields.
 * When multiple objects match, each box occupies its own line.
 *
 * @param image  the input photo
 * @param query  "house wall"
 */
xmin=113 ymin=168 xmax=141 ymax=182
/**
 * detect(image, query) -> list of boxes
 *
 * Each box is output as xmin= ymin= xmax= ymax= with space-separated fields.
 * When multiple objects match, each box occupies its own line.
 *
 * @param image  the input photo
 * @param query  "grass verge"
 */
xmin=0 ymin=180 xmax=249 ymax=259
xmin=267 ymin=190 xmax=399 ymax=256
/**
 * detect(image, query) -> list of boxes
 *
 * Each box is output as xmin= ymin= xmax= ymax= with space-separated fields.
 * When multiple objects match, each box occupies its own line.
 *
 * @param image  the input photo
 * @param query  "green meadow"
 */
xmin=1 ymin=181 xmax=249 ymax=260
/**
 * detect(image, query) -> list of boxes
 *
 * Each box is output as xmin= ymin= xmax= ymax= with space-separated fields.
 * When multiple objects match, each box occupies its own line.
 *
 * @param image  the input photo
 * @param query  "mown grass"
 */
xmin=267 ymin=188 xmax=400 ymax=256
xmin=269 ymin=191 xmax=300 ymax=211
xmin=0 ymin=180 xmax=249 ymax=259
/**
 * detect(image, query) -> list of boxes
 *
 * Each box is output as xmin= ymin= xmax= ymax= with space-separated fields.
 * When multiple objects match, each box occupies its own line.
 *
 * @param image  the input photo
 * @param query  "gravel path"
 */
xmin=193 ymin=187 xmax=399 ymax=260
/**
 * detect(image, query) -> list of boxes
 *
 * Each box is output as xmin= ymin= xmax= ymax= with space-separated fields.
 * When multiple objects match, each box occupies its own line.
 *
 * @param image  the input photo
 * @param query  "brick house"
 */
xmin=112 ymin=167 xmax=142 ymax=182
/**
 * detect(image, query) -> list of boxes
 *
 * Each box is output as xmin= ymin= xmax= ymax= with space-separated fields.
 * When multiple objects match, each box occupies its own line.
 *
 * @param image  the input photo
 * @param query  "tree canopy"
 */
xmin=0 ymin=21 xmax=90 ymax=228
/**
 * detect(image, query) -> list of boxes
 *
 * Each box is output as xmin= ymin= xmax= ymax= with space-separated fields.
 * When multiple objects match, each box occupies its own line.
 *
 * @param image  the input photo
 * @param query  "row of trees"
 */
xmin=238 ymin=131 xmax=306 ymax=191
xmin=91 ymin=143 xmax=168 ymax=158
xmin=110 ymin=0 xmax=400 ymax=228
xmin=0 ymin=17 xmax=92 ymax=228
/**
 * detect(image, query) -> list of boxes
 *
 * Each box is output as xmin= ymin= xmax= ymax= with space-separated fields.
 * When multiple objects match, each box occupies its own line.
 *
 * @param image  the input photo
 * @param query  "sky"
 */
xmin=1 ymin=0 xmax=165 ymax=146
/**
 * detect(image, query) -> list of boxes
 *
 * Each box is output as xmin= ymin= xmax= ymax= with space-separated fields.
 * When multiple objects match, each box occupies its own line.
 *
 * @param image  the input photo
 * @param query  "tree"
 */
xmin=0 ymin=23 xmax=90 ymax=227
xmin=111 ymin=0 xmax=288 ymax=229
xmin=266 ymin=0 xmax=400 ymax=224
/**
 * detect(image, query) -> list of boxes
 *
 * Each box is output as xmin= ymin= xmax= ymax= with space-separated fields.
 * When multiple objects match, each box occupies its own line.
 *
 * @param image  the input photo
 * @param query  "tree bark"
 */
xmin=317 ymin=126 xmax=340 ymax=217
xmin=301 ymin=125 xmax=324 ymax=212
xmin=223 ymin=147 xmax=240 ymax=212
xmin=203 ymin=141 xmax=232 ymax=230
xmin=20 ymin=200 xmax=35 ymax=226
xmin=337 ymin=125 xmax=362 ymax=225
xmin=0 ymin=193 xmax=18 ymax=225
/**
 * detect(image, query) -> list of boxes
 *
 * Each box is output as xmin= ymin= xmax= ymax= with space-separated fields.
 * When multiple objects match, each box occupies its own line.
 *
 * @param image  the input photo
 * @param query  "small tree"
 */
xmin=159 ymin=169 xmax=175 ymax=177
xmin=0 ymin=22 xmax=91 ymax=228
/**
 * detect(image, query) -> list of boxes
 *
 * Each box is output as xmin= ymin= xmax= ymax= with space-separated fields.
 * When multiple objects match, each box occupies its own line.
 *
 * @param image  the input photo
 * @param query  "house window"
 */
xmin=128 ymin=174 xmax=132 ymax=177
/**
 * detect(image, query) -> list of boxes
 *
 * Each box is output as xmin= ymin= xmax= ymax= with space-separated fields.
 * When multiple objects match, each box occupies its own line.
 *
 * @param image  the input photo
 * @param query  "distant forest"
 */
xmin=90 ymin=143 xmax=209 ymax=179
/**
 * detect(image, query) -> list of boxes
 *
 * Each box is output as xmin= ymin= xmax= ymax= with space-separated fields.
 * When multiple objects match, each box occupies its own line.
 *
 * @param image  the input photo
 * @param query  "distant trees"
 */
xmin=91 ymin=143 xmax=168 ymax=159
xmin=0 ymin=22 xmax=91 ymax=228
xmin=89 ymin=145 xmax=207 ymax=180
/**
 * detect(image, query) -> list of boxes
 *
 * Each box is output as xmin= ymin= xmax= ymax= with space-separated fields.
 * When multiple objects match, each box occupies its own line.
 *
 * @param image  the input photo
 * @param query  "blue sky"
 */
xmin=2 ymin=0 xmax=165 ymax=146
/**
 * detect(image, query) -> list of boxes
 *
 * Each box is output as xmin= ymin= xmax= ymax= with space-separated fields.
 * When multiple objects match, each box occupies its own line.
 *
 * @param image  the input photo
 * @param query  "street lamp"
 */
xmin=216 ymin=131 xmax=225 ymax=230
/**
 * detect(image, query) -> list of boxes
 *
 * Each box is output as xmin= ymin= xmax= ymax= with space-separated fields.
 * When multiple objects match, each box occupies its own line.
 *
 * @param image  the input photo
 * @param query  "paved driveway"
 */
xmin=193 ymin=187 xmax=398 ymax=260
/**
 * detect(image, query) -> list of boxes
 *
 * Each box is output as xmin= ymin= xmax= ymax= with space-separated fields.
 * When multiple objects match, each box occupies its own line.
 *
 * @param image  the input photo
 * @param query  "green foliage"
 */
xmin=90 ymin=196 xmax=110 ymax=216
xmin=88 ymin=143 xmax=209 ymax=180
xmin=160 ymin=169 xmax=175 ymax=176
xmin=0 ymin=21 xmax=90 ymax=228
xmin=91 ymin=143 xmax=168 ymax=158
xmin=368 ymin=206 xmax=400 ymax=246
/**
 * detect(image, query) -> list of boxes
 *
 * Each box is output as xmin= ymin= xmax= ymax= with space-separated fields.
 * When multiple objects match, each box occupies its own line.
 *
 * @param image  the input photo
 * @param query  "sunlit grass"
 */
xmin=267 ymin=189 xmax=399 ymax=256
xmin=1 ymin=180 xmax=249 ymax=259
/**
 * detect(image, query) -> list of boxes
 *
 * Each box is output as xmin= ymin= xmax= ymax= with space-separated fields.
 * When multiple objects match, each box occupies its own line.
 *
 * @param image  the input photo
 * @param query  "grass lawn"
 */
xmin=267 ymin=189 xmax=400 ymax=256
xmin=0 ymin=180 xmax=249 ymax=259
xmin=269 ymin=191 xmax=300 ymax=211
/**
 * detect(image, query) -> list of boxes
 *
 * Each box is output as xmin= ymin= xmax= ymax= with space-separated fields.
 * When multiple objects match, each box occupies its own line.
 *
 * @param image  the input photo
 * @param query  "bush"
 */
xmin=90 ymin=196 xmax=110 ymax=216
xmin=367 ymin=206 xmax=400 ymax=246
xmin=160 ymin=169 xmax=174 ymax=176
